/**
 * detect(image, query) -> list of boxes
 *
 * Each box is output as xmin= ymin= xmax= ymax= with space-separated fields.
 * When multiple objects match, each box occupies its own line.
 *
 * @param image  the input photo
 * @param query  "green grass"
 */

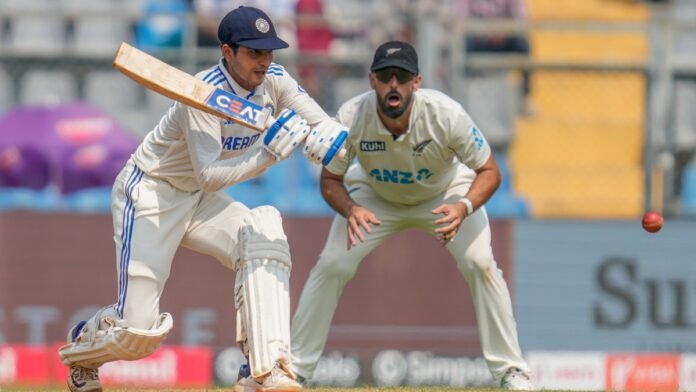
xmin=0 ymin=387 xmax=599 ymax=392
xmin=1 ymin=389 xmax=525 ymax=392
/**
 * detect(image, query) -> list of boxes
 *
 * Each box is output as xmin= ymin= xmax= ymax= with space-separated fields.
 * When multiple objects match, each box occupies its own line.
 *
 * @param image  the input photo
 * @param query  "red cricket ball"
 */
xmin=642 ymin=211 xmax=664 ymax=233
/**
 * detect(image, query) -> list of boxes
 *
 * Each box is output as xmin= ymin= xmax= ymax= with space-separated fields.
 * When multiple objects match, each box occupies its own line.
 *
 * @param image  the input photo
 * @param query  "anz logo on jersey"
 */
xmin=369 ymin=168 xmax=433 ymax=184
xmin=221 ymin=134 xmax=260 ymax=151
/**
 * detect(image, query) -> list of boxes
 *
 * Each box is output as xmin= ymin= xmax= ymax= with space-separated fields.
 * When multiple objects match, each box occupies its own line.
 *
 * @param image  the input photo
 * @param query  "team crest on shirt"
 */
xmin=412 ymin=139 xmax=432 ymax=157
xmin=360 ymin=141 xmax=386 ymax=152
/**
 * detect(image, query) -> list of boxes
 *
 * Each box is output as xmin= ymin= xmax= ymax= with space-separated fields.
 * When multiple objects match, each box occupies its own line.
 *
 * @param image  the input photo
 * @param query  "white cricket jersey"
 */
xmin=328 ymin=88 xmax=491 ymax=205
xmin=132 ymin=59 xmax=329 ymax=192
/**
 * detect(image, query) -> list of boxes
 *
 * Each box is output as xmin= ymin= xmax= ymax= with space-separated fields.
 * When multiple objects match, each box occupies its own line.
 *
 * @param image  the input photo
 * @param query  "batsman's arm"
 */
xmin=113 ymin=42 xmax=346 ymax=161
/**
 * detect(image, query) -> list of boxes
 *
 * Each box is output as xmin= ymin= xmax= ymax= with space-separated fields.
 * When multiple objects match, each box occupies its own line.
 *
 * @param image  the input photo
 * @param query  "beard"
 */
xmin=377 ymin=89 xmax=413 ymax=119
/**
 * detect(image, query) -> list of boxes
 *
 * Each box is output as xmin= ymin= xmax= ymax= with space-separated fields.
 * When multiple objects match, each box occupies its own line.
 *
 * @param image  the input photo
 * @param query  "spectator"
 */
xmin=454 ymin=0 xmax=532 ymax=111
xmin=456 ymin=0 xmax=529 ymax=53
xmin=135 ymin=0 xmax=191 ymax=51
xmin=189 ymin=0 xmax=296 ymax=47
xmin=295 ymin=0 xmax=336 ymax=111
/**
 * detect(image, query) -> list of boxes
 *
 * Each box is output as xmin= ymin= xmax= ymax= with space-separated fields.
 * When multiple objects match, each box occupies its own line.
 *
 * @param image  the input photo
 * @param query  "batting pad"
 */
xmin=58 ymin=307 xmax=173 ymax=368
xmin=236 ymin=206 xmax=293 ymax=378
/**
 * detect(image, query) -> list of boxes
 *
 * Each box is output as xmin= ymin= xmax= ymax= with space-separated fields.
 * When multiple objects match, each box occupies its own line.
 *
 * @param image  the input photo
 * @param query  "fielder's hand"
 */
xmin=346 ymin=204 xmax=381 ymax=250
xmin=303 ymin=118 xmax=348 ymax=166
xmin=432 ymin=202 xmax=468 ymax=246
xmin=264 ymin=109 xmax=310 ymax=160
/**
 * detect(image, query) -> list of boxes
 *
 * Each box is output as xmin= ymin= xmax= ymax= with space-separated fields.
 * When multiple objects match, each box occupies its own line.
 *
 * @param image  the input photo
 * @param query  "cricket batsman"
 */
xmin=57 ymin=6 xmax=346 ymax=392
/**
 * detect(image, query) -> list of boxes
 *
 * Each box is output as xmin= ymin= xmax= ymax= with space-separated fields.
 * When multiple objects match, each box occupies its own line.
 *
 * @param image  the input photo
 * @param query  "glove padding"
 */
xmin=303 ymin=119 xmax=348 ymax=166
xmin=264 ymin=109 xmax=310 ymax=160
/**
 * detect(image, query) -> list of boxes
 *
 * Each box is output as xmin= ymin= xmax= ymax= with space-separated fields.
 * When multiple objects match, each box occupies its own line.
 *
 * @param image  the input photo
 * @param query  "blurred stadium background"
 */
xmin=2 ymin=0 xmax=696 ymax=390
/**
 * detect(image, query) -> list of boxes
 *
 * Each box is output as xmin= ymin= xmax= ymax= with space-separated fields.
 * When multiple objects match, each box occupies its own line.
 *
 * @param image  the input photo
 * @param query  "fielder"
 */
xmin=289 ymin=41 xmax=533 ymax=390
xmin=58 ymin=6 xmax=346 ymax=392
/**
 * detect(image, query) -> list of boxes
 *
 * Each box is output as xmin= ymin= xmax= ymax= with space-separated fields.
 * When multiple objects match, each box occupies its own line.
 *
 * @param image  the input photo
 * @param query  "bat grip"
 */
xmin=263 ymin=114 xmax=347 ymax=162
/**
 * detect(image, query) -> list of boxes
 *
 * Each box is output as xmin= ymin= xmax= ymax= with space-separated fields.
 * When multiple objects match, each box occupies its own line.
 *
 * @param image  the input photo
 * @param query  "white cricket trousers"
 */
xmin=110 ymin=159 xmax=250 ymax=329
xmin=290 ymin=166 xmax=530 ymax=381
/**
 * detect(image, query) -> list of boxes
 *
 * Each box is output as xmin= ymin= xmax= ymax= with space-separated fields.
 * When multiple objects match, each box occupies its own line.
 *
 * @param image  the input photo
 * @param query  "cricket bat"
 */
xmin=112 ymin=42 xmax=273 ymax=131
xmin=112 ymin=42 xmax=346 ymax=160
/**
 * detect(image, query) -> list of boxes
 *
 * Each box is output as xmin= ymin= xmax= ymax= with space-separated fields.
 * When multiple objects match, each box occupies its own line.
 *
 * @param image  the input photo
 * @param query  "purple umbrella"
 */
xmin=0 ymin=103 xmax=139 ymax=194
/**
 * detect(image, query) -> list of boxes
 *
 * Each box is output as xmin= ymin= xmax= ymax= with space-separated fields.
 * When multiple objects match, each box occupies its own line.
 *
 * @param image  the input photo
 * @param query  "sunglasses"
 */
xmin=374 ymin=68 xmax=416 ymax=84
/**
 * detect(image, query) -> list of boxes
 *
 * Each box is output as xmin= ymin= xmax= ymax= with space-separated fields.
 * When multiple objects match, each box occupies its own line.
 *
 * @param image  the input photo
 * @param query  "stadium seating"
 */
xmin=84 ymin=70 xmax=142 ymax=117
xmin=0 ymin=186 xmax=62 ymax=212
xmin=674 ymin=79 xmax=696 ymax=154
xmin=672 ymin=0 xmax=696 ymax=155
xmin=333 ymin=77 xmax=370 ymax=113
xmin=71 ymin=15 xmax=133 ymax=56
xmin=508 ymin=0 xmax=649 ymax=219
xmin=60 ymin=186 xmax=113 ymax=213
xmin=19 ymin=69 xmax=78 ymax=106
xmin=0 ymin=67 xmax=14 ymax=112
xmin=464 ymin=74 xmax=517 ymax=150
xmin=226 ymin=152 xmax=332 ymax=216
xmin=6 ymin=15 xmax=66 ymax=55
xmin=134 ymin=0 xmax=190 ymax=51
xmin=672 ymin=0 xmax=696 ymax=61
xmin=488 ymin=154 xmax=530 ymax=219
xmin=682 ymin=159 xmax=696 ymax=216
xmin=527 ymin=0 xmax=649 ymax=22
xmin=1 ymin=0 xmax=67 ymax=55
xmin=530 ymin=31 xmax=647 ymax=65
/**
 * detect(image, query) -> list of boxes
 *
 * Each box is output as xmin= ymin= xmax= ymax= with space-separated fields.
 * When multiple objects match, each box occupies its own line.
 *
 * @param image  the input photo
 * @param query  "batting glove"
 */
xmin=303 ymin=118 xmax=348 ymax=166
xmin=264 ymin=109 xmax=310 ymax=160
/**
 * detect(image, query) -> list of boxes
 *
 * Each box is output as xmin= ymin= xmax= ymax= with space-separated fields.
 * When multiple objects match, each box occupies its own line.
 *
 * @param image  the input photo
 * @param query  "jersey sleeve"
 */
xmin=323 ymin=96 xmax=361 ymax=176
xmin=450 ymin=109 xmax=492 ymax=171
xmin=184 ymin=103 xmax=274 ymax=192
xmin=268 ymin=66 xmax=330 ymax=127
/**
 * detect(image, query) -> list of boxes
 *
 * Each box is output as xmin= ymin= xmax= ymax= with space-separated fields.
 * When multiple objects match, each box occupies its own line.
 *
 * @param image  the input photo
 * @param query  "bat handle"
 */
xmin=262 ymin=113 xmax=347 ymax=162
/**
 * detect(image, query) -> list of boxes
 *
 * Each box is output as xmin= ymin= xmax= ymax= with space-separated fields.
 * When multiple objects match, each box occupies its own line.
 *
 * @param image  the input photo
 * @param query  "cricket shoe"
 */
xmin=500 ymin=367 xmax=534 ymax=390
xmin=234 ymin=364 xmax=302 ymax=392
xmin=68 ymin=365 xmax=102 ymax=392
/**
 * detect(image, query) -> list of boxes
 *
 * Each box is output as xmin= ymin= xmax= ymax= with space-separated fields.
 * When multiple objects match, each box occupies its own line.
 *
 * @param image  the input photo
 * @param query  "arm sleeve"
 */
xmin=185 ymin=104 xmax=275 ymax=192
xmin=450 ymin=110 xmax=492 ymax=171
xmin=272 ymin=70 xmax=330 ymax=127
xmin=323 ymin=100 xmax=358 ymax=175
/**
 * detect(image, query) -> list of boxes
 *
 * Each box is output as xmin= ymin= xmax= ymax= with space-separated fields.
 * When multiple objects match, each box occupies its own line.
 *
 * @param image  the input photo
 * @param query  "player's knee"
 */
xmin=457 ymin=249 xmax=496 ymax=278
xmin=237 ymin=205 xmax=291 ymax=269
xmin=312 ymin=253 xmax=358 ymax=282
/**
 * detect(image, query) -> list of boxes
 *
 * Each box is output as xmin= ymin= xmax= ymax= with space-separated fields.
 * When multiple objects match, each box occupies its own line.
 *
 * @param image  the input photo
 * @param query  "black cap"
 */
xmin=370 ymin=40 xmax=419 ymax=74
xmin=217 ymin=6 xmax=289 ymax=50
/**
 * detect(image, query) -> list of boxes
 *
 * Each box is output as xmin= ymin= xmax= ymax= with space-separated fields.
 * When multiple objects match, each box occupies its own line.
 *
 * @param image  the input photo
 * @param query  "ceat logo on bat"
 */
xmin=207 ymin=90 xmax=263 ymax=126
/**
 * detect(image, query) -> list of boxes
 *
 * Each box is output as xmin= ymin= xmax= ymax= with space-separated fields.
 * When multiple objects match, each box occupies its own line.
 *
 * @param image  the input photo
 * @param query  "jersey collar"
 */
xmin=217 ymin=58 xmax=265 ymax=101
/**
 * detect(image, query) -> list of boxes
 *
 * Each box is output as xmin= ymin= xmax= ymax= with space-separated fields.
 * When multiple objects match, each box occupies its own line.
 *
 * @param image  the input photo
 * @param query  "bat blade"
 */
xmin=112 ymin=42 xmax=272 ymax=131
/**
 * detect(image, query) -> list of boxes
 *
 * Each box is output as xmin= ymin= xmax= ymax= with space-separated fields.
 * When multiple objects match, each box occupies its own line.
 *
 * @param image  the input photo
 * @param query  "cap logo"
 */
xmin=386 ymin=48 xmax=401 ymax=55
xmin=255 ymin=18 xmax=270 ymax=33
